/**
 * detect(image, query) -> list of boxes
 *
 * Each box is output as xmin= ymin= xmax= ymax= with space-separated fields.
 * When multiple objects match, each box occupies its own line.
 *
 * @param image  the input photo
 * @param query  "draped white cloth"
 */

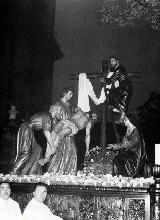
xmin=78 ymin=73 xmax=106 ymax=112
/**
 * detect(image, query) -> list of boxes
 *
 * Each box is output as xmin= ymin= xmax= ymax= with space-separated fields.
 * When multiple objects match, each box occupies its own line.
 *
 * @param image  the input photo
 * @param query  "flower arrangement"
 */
xmin=97 ymin=0 xmax=160 ymax=31
xmin=0 ymin=172 xmax=154 ymax=189
xmin=0 ymin=145 xmax=154 ymax=188
xmin=84 ymin=146 xmax=115 ymax=175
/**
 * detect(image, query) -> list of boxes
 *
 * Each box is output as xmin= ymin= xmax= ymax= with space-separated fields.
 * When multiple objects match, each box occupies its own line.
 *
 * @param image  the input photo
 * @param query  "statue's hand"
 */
xmin=75 ymin=107 xmax=81 ymax=112
xmin=99 ymin=77 xmax=106 ymax=87
xmin=107 ymin=144 xmax=113 ymax=150
xmin=99 ymin=77 xmax=105 ymax=83
xmin=85 ymin=150 xmax=90 ymax=157
xmin=38 ymin=158 xmax=49 ymax=166
xmin=106 ymin=84 xmax=112 ymax=90
xmin=56 ymin=113 xmax=62 ymax=120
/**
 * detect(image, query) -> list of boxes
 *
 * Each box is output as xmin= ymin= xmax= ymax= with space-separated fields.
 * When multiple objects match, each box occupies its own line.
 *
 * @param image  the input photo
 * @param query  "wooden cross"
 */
xmin=70 ymin=71 xmax=142 ymax=80
xmin=70 ymin=61 xmax=142 ymax=147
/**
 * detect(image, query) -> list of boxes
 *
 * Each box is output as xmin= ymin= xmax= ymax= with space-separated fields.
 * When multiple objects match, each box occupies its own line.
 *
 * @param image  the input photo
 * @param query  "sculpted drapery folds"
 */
xmin=47 ymin=87 xmax=77 ymax=175
xmin=106 ymin=64 xmax=132 ymax=113
xmin=10 ymin=112 xmax=53 ymax=175
xmin=107 ymin=110 xmax=150 ymax=177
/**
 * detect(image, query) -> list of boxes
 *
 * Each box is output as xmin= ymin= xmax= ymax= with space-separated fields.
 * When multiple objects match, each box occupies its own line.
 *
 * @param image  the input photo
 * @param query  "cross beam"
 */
xmin=70 ymin=71 xmax=142 ymax=147
xmin=70 ymin=72 xmax=142 ymax=80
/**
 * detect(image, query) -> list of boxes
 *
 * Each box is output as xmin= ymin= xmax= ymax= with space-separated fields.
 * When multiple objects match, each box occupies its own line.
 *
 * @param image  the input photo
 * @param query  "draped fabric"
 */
xmin=113 ymin=127 xmax=148 ymax=177
xmin=48 ymin=100 xmax=77 ymax=174
xmin=78 ymin=73 xmax=106 ymax=112
xmin=11 ymin=113 xmax=52 ymax=175
xmin=106 ymin=65 xmax=132 ymax=113
xmin=11 ymin=122 xmax=42 ymax=175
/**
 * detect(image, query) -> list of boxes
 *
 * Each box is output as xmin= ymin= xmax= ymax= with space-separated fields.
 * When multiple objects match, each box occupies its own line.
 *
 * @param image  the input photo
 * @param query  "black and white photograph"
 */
xmin=0 ymin=0 xmax=160 ymax=219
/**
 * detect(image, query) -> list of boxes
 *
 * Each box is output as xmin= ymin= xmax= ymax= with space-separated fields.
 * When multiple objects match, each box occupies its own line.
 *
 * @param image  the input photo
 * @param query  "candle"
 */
xmin=155 ymin=144 xmax=160 ymax=165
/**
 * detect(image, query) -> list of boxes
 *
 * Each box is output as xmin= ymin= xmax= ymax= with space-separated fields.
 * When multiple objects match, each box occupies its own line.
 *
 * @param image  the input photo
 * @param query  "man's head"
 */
xmin=30 ymin=112 xmax=52 ymax=130
xmin=109 ymin=55 xmax=119 ymax=69
xmin=0 ymin=182 xmax=11 ymax=201
xmin=33 ymin=183 xmax=48 ymax=203
xmin=60 ymin=87 xmax=74 ymax=101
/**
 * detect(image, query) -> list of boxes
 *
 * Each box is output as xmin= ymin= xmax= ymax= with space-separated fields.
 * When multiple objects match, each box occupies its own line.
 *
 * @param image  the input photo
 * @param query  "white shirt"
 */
xmin=22 ymin=198 xmax=63 ymax=220
xmin=0 ymin=197 xmax=22 ymax=220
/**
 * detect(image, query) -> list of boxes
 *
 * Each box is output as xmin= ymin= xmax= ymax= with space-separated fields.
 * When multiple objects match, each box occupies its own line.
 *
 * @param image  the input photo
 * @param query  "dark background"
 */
xmin=0 ymin=0 xmax=62 ymax=124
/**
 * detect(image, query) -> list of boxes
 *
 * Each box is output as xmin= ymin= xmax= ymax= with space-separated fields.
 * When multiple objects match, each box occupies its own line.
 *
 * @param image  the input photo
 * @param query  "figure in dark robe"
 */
xmin=106 ymin=55 xmax=132 ymax=113
xmin=100 ymin=55 xmax=132 ymax=143
xmin=107 ymin=108 xmax=151 ymax=177
xmin=10 ymin=112 xmax=54 ymax=175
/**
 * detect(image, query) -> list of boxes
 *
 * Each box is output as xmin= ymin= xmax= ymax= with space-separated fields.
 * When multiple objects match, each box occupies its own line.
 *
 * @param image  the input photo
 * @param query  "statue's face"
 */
xmin=65 ymin=90 xmax=73 ymax=101
xmin=110 ymin=58 xmax=118 ymax=68
xmin=11 ymin=105 xmax=16 ymax=110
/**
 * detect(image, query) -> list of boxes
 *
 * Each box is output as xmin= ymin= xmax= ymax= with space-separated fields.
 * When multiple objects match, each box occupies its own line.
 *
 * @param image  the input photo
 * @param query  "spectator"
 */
xmin=0 ymin=182 xmax=22 ymax=220
xmin=23 ymin=182 xmax=63 ymax=220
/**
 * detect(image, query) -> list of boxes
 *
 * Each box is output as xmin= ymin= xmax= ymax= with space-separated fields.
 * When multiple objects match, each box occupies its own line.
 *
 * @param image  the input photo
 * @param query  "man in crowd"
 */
xmin=0 ymin=182 xmax=22 ymax=220
xmin=23 ymin=182 xmax=63 ymax=220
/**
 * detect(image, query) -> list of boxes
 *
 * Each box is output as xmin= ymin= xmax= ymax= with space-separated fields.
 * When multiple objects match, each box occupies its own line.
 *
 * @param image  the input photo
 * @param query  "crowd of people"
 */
xmin=7 ymin=55 xmax=151 ymax=178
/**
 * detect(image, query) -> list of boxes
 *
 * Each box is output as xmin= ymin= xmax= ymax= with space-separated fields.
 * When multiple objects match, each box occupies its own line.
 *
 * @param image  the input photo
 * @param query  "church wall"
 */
xmin=0 ymin=0 xmax=57 ymax=125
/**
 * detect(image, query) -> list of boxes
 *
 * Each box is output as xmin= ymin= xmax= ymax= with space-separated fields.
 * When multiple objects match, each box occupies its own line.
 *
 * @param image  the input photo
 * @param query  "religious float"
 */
xmin=0 ymin=146 xmax=160 ymax=220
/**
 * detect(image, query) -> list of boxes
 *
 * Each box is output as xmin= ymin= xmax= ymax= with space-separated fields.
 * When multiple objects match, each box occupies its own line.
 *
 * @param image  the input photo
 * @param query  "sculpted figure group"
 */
xmin=11 ymin=87 xmax=97 ymax=175
xmin=10 ymin=56 xmax=151 ymax=178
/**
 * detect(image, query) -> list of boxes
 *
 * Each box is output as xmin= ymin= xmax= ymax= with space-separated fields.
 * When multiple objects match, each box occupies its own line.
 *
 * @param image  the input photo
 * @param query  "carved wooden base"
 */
xmin=11 ymin=184 xmax=150 ymax=220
